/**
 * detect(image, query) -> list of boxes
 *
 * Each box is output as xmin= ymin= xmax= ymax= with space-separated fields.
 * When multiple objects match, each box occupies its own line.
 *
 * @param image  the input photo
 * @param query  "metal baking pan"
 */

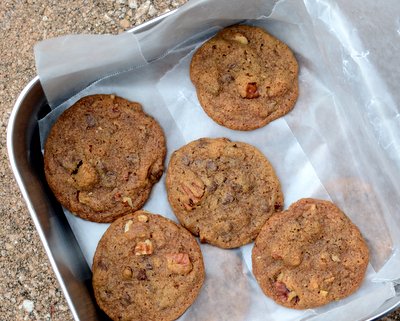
xmin=7 ymin=9 xmax=400 ymax=321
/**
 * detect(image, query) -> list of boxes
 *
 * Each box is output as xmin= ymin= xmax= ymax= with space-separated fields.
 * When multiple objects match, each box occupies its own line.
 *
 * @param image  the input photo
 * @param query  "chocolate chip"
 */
xmin=85 ymin=113 xmax=96 ymax=128
xmin=137 ymin=269 xmax=148 ymax=281
xmin=221 ymin=193 xmax=235 ymax=205
xmin=121 ymin=292 xmax=132 ymax=306
xmin=231 ymin=182 xmax=243 ymax=193
xmin=71 ymin=160 xmax=83 ymax=175
xmin=109 ymin=105 xmax=121 ymax=118
xmin=220 ymin=73 xmax=234 ymax=83
xmin=148 ymin=167 xmax=163 ymax=182
xmin=103 ymin=171 xmax=117 ymax=187
xmin=97 ymin=260 xmax=108 ymax=271
xmin=207 ymin=181 xmax=218 ymax=193
xmin=126 ymin=154 xmax=140 ymax=167
xmin=274 ymin=203 xmax=283 ymax=211
xmin=206 ymin=160 xmax=217 ymax=171
xmin=181 ymin=155 xmax=191 ymax=166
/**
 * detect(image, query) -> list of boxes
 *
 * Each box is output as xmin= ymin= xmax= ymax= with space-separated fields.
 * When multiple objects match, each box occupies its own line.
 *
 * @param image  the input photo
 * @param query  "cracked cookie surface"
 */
xmin=190 ymin=24 xmax=299 ymax=130
xmin=166 ymin=137 xmax=283 ymax=248
xmin=252 ymin=198 xmax=369 ymax=309
xmin=92 ymin=211 xmax=205 ymax=321
xmin=44 ymin=94 xmax=166 ymax=222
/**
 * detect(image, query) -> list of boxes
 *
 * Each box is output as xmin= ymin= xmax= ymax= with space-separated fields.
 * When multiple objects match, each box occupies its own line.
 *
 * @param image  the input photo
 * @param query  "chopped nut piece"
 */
xmin=309 ymin=204 xmax=317 ymax=213
xmin=331 ymin=254 xmax=341 ymax=262
xmin=73 ymin=162 xmax=98 ymax=189
xmin=124 ymin=220 xmax=133 ymax=233
xmin=137 ymin=214 xmax=148 ymax=222
xmin=309 ymin=277 xmax=318 ymax=289
xmin=324 ymin=276 xmax=335 ymax=284
xmin=135 ymin=239 xmax=153 ymax=255
xmin=232 ymin=33 xmax=249 ymax=45
xmin=165 ymin=253 xmax=193 ymax=275
xmin=122 ymin=196 xmax=134 ymax=208
xmin=245 ymin=82 xmax=260 ymax=99
xmin=183 ymin=181 xmax=204 ymax=198
xmin=122 ymin=267 xmax=132 ymax=279
xmin=277 ymin=272 xmax=284 ymax=282
xmin=178 ymin=176 xmax=205 ymax=211
xmin=320 ymin=290 xmax=328 ymax=297
xmin=274 ymin=281 xmax=290 ymax=301
xmin=288 ymin=290 xmax=298 ymax=302
xmin=110 ymin=94 xmax=116 ymax=100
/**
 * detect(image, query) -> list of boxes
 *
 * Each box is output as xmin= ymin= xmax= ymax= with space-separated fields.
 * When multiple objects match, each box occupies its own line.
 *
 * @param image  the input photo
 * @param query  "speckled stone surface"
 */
xmin=0 ymin=1 xmax=398 ymax=321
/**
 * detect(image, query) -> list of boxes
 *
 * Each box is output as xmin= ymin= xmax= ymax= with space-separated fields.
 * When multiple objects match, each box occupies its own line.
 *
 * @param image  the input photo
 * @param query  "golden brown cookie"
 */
xmin=92 ymin=211 xmax=205 ymax=321
xmin=44 ymin=94 xmax=166 ymax=223
xmin=252 ymin=198 xmax=369 ymax=309
xmin=190 ymin=24 xmax=299 ymax=130
xmin=166 ymin=137 xmax=283 ymax=249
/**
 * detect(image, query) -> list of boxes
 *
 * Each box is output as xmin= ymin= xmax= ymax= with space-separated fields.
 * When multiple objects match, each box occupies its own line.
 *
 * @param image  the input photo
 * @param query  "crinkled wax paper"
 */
xmin=35 ymin=0 xmax=400 ymax=320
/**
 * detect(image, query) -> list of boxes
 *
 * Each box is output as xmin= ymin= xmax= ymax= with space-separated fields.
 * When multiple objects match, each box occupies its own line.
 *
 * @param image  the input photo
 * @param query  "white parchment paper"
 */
xmin=35 ymin=0 xmax=400 ymax=320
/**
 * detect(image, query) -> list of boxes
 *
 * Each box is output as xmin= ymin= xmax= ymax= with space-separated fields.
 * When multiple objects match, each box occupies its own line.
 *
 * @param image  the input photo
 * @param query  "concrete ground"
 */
xmin=0 ymin=0 xmax=398 ymax=320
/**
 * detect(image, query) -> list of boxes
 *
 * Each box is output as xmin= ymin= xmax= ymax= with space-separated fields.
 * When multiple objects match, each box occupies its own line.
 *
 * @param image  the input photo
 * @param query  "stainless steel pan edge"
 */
xmin=6 ymin=8 xmax=400 ymax=321
xmin=7 ymin=76 xmax=102 ymax=320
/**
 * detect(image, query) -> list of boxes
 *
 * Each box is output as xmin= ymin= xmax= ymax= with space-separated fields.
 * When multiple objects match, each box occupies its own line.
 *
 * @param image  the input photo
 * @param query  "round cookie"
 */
xmin=92 ymin=211 xmax=205 ymax=321
xmin=190 ymin=24 xmax=299 ymax=131
xmin=166 ymin=137 xmax=284 ymax=249
xmin=252 ymin=198 xmax=369 ymax=309
xmin=44 ymin=94 xmax=166 ymax=223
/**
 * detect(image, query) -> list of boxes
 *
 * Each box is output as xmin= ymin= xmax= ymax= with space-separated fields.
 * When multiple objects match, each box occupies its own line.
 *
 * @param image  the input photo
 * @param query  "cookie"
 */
xmin=190 ymin=24 xmax=299 ymax=130
xmin=92 ymin=211 xmax=205 ymax=321
xmin=166 ymin=137 xmax=284 ymax=248
xmin=252 ymin=198 xmax=369 ymax=309
xmin=44 ymin=94 xmax=166 ymax=223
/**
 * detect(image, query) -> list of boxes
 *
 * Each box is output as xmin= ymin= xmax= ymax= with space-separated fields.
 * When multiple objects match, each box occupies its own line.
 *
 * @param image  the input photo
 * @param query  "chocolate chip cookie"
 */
xmin=252 ymin=198 xmax=369 ymax=309
xmin=92 ymin=211 xmax=205 ymax=321
xmin=190 ymin=24 xmax=299 ymax=130
xmin=166 ymin=137 xmax=283 ymax=249
xmin=44 ymin=94 xmax=166 ymax=223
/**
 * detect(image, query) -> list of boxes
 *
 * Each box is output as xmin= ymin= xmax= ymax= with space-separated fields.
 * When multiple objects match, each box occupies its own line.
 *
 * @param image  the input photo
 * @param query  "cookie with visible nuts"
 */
xmin=166 ymin=137 xmax=283 ymax=248
xmin=252 ymin=198 xmax=369 ymax=309
xmin=190 ymin=24 xmax=299 ymax=130
xmin=92 ymin=211 xmax=205 ymax=321
xmin=44 ymin=94 xmax=166 ymax=222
